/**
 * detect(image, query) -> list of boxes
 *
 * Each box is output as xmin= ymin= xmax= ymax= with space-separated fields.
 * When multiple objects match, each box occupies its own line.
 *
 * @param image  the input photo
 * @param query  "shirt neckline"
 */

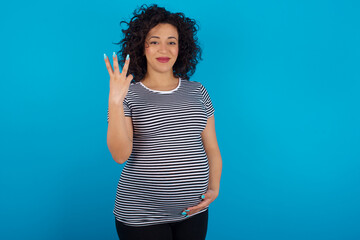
xmin=139 ymin=78 xmax=181 ymax=94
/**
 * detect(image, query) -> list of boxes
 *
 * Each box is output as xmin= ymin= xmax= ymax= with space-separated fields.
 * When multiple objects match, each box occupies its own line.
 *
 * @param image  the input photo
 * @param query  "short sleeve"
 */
xmin=200 ymin=84 xmax=215 ymax=119
xmin=123 ymin=97 xmax=132 ymax=117
xmin=107 ymin=97 xmax=132 ymax=124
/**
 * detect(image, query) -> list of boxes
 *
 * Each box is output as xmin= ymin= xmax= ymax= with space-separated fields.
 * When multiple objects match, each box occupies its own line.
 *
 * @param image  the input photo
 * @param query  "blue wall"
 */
xmin=1 ymin=0 xmax=359 ymax=239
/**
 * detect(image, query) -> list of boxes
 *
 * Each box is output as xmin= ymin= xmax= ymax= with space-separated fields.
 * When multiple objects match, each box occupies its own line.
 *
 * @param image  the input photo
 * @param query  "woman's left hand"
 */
xmin=182 ymin=189 xmax=219 ymax=217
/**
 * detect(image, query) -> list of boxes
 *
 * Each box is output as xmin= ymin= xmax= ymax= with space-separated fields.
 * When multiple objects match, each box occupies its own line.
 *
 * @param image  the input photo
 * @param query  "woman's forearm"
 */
xmin=206 ymin=148 xmax=223 ymax=195
xmin=107 ymin=100 xmax=132 ymax=164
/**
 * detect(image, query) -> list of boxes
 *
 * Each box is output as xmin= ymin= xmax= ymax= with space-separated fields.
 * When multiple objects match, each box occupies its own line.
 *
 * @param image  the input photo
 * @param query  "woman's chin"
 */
xmin=153 ymin=67 xmax=175 ymax=74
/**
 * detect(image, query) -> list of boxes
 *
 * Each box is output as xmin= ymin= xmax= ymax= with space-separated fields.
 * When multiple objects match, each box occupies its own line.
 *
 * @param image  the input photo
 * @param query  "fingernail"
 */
xmin=185 ymin=215 xmax=189 ymax=218
xmin=104 ymin=53 xmax=107 ymax=60
xmin=126 ymin=54 xmax=130 ymax=60
xmin=181 ymin=211 xmax=187 ymax=216
xmin=113 ymin=52 xmax=116 ymax=58
xmin=185 ymin=210 xmax=190 ymax=212
xmin=201 ymin=195 xmax=205 ymax=199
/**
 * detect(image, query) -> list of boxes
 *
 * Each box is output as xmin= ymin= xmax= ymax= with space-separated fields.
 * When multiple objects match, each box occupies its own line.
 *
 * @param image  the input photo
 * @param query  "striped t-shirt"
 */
xmin=107 ymin=78 xmax=215 ymax=226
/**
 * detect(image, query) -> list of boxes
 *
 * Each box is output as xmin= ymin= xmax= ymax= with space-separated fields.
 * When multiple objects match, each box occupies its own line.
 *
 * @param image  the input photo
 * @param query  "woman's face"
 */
xmin=144 ymin=23 xmax=179 ymax=75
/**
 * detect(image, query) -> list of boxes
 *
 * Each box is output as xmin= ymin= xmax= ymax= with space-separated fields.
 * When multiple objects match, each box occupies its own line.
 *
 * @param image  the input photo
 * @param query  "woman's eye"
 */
xmin=149 ymin=41 xmax=176 ymax=45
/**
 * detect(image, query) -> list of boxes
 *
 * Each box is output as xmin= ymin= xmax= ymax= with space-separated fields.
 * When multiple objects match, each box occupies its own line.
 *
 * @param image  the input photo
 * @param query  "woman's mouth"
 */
xmin=156 ymin=57 xmax=170 ymax=63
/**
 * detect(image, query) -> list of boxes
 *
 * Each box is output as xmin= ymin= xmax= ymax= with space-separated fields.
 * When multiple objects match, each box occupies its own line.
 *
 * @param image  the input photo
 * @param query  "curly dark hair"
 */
xmin=114 ymin=4 xmax=202 ymax=82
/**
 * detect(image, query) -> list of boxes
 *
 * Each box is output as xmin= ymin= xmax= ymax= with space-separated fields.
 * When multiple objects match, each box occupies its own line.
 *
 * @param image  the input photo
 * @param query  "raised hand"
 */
xmin=104 ymin=52 xmax=133 ymax=105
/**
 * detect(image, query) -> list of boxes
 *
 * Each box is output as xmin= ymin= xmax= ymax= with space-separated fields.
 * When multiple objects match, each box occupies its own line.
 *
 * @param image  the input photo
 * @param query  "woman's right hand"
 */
xmin=104 ymin=52 xmax=133 ymax=105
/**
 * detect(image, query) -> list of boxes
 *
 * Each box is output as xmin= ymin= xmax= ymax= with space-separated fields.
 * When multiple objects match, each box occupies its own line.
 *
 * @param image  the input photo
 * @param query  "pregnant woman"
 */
xmin=105 ymin=4 xmax=222 ymax=240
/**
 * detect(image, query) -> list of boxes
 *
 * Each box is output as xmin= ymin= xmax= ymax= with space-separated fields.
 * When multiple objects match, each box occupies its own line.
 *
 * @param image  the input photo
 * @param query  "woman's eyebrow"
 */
xmin=149 ymin=36 xmax=178 ymax=40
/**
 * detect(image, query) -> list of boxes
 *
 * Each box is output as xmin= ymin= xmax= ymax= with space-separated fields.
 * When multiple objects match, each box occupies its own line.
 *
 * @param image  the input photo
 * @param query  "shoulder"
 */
xmin=125 ymin=81 xmax=142 ymax=96
xmin=182 ymin=79 xmax=212 ymax=99
xmin=182 ymin=78 xmax=203 ymax=90
xmin=128 ymin=81 xmax=141 ymax=92
xmin=122 ymin=81 xmax=141 ymax=104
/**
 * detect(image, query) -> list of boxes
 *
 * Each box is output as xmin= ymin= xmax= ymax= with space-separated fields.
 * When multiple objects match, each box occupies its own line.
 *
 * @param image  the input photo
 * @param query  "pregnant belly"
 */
xmin=116 ymin=165 xmax=209 ymax=215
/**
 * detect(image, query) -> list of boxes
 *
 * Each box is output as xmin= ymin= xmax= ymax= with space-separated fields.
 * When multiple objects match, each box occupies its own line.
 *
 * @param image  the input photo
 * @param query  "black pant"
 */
xmin=115 ymin=209 xmax=209 ymax=240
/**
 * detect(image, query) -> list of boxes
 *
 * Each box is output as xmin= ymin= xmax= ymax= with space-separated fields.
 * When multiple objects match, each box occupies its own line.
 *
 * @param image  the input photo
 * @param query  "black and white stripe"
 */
xmin=107 ymin=78 xmax=215 ymax=226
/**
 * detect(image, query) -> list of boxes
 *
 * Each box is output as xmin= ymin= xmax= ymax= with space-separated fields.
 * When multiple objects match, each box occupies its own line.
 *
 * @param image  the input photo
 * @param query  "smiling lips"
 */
xmin=156 ymin=57 xmax=170 ymax=63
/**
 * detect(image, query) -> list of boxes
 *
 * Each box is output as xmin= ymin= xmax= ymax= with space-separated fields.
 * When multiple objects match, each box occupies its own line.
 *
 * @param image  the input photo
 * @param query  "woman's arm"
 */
xmin=107 ymin=101 xmax=133 ymax=164
xmin=201 ymin=115 xmax=222 ymax=196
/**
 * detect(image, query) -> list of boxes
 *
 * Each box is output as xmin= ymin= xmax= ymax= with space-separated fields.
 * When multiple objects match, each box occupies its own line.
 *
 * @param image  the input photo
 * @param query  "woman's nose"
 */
xmin=158 ymin=43 xmax=168 ymax=53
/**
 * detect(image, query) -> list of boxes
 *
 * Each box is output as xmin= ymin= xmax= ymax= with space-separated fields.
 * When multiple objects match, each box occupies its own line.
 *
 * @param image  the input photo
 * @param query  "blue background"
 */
xmin=1 ymin=0 xmax=359 ymax=239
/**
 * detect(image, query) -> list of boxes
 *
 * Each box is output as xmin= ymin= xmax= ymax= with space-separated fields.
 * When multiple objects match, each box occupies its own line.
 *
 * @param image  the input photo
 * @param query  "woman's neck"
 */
xmin=141 ymin=70 xmax=178 ymax=89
